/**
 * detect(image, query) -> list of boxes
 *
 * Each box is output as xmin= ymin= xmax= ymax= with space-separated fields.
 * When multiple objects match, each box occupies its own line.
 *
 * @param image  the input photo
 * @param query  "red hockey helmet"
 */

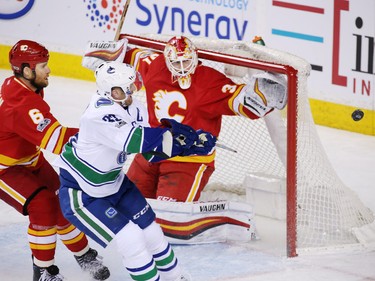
xmin=9 ymin=40 xmax=49 ymax=74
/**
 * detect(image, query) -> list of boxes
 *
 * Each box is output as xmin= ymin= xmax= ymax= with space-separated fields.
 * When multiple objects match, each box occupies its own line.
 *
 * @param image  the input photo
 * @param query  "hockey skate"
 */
xmin=74 ymin=248 xmax=110 ymax=280
xmin=33 ymin=264 xmax=64 ymax=281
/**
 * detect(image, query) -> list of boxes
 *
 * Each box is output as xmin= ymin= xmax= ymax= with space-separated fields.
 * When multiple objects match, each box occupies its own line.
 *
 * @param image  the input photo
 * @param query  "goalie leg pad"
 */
xmin=147 ymin=199 xmax=257 ymax=244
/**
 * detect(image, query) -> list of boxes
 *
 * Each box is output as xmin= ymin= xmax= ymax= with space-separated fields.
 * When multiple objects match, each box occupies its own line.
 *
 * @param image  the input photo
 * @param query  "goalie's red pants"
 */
xmin=0 ymin=158 xmax=89 ymax=267
xmin=127 ymin=154 xmax=214 ymax=202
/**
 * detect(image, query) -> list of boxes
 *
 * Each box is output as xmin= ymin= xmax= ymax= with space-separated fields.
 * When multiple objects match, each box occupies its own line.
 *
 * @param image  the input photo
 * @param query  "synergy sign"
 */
xmin=0 ymin=0 xmax=34 ymax=19
xmin=84 ymin=0 xmax=251 ymax=41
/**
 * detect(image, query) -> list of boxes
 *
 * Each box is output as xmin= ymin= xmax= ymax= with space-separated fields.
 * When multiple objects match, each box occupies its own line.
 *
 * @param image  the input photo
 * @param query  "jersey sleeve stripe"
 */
xmin=39 ymin=121 xmax=60 ymax=150
xmin=228 ymin=84 xmax=244 ymax=113
xmin=228 ymin=84 xmax=253 ymax=118
xmin=53 ymin=126 xmax=68 ymax=154
xmin=45 ymin=125 xmax=62 ymax=153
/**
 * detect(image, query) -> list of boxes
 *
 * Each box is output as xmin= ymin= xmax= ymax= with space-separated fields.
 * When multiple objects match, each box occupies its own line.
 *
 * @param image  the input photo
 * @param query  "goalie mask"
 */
xmin=9 ymin=40 xmax=49 ymax=75
xmin=163 ymin=36 xmax=198 ymax=90
xmin=95 ymin=61 xmax=142 ymax=105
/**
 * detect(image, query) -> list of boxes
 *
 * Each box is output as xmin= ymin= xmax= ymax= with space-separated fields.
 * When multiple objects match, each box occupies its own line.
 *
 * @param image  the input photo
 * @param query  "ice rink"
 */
xmin=0 ymin=69 xmax=374 ymax=280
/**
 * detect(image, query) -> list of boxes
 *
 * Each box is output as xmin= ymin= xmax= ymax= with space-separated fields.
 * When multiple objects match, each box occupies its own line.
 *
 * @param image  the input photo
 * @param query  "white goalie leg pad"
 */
xmin=82 ymin=38 xmax=128 ymax=71
xmin=147 ymin=199 xmax=257 ymax=244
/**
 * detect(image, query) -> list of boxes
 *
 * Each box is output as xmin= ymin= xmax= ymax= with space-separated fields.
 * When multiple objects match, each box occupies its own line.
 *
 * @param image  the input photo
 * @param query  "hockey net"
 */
xmin=119 ymin=33 xmax=374 ymax=257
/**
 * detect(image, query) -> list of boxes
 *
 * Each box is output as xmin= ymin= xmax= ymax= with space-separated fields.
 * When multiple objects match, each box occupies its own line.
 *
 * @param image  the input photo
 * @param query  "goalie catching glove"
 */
xmin=242 ymin=72 xmax=287 ymax=117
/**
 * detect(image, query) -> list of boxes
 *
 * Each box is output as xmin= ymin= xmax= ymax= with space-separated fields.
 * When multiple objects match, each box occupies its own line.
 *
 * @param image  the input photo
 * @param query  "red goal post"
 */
xmin=119 ymin=33 xmax=374 ymax=258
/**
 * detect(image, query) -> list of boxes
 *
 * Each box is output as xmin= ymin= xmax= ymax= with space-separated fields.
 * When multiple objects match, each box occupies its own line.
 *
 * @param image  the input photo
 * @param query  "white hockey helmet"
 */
xmin=95 ymin=61 xmax=142 ymax=104
xmin=163 ymin=36 xmax=198 ymax=89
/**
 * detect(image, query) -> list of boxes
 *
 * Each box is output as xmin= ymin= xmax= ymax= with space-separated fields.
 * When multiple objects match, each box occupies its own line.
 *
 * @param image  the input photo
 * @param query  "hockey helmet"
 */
xmin=95 ymin=61 xmax=142 ymax=104
xmin=163 ymin=36 xmax=198 ymax=89
xmin=9 ymin=40 xmax=49 ymax=74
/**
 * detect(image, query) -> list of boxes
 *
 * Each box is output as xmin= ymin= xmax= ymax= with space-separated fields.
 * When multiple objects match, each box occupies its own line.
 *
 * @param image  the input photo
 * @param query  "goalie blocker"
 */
xmin=147 ymin=199 xmax=257 ymax=244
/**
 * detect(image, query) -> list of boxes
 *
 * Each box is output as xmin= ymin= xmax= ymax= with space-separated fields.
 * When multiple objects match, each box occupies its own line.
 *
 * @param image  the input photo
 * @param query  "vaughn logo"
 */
xmin=0 ymin=0 xmax=34 ymax=19
xmin=199 ymin=202 xmax=227 ymax=212
xmin=90 ymin=42 xmax=117 ymax=49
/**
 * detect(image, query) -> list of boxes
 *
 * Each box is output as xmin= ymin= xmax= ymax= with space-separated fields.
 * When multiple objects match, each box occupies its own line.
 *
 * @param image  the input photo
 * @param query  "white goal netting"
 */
xmin=122 ymin=34 xmax=374 ymax=254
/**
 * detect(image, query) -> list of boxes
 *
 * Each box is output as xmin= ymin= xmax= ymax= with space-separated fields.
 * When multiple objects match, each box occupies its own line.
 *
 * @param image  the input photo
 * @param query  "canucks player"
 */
xmin=53 ymin=61 xmax=215 ymax=281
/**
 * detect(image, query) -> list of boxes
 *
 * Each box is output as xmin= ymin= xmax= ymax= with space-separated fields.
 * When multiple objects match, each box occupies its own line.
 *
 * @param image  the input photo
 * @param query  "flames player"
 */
xmin=83 ymin=35 xmax=287 ymax=203
xmin=124 ymin=36 xmax=287 ymax=203
xmin=0 ymin=40 xmax=110 ymax=281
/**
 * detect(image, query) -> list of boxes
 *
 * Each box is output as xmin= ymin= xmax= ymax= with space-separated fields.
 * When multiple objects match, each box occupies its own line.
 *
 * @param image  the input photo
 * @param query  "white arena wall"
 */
xmin=0 ymin=0 xmax=374 ymax=135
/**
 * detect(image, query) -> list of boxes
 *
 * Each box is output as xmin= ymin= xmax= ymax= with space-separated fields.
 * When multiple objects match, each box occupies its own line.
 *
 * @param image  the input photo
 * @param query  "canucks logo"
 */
xmin=117 ymin=151 xmax=128 ymax=164
xmin=105 ymin=207 xmax=118 ymax=218
xmin=83 ymin=0 xmax=125 ymax=33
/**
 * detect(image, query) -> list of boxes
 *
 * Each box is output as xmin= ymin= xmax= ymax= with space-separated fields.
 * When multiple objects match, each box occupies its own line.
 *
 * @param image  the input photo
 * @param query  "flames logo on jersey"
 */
xmin=153 ymin=90 xmax=187 ymax=123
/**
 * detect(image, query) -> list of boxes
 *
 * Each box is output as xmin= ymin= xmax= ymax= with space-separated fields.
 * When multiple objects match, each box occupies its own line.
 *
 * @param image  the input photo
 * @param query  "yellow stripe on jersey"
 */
xmin=228 ymin=84 xmax=253 ymax=118
xmin=168 ymin=151 xmax=216 ymax=163
xmin=29 ymin=242 xmax=57 ymax=250
xmin=39 ymin=121 xmax=60 ymax=150
xmin=60 ymin=231 xmax=85 ymax=245
xmin=186 ymin=164 xmax=207 ymax=202
xmin=57 ymin=224 xmax=76 ymax=235
xmin=0 ymin=179 xmax=27 ymax=205
xmin=53 ymin=126 xmax=67 ymax=154
xmin=0 ymin=150 xmax=40 ymax=167
xmin=130 ymin=49 xmax=143 ymax=70
xmin=28 ymin=227 xmax=57 ymax=236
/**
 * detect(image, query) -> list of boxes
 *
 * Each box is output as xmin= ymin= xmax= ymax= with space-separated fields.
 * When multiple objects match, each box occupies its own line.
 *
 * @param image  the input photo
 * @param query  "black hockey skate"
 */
xmin=33 ymin=264 xmax=64 ymax=281
xmin=74 ymin=248 xmax=110 ymax=280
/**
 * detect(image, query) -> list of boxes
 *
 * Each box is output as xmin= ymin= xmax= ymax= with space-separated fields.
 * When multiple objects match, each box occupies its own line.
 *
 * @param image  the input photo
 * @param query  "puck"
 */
xmin=352 ymin=109 xmax=364 ymax=121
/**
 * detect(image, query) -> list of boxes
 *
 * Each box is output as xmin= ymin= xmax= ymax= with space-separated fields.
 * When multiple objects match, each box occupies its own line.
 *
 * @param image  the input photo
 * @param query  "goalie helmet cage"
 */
xmin=119 ymin=33 xmax=375 ymax=257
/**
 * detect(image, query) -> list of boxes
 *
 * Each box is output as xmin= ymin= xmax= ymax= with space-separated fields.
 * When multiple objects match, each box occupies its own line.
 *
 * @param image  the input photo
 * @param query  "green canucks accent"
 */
xmin=62 ymin=143 xmax=122 ymax=185
xmin=126 ymin=127 xmax=144 ymax=153
xmin=72 ymin=189 xmax=113 ymax=243
xmin=129 ymin=265 xmax=158 ymax=281
xmin=155 ymin=250 xmax=175 ymax=267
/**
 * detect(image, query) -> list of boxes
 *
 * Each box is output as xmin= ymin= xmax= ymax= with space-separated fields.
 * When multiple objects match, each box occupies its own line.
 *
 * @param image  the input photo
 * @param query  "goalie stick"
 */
xmin=114 ymin=0 xmax=131 ymax=41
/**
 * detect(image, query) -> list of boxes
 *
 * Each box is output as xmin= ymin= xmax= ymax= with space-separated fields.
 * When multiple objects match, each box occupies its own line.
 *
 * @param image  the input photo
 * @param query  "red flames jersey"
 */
xmin=124 ymin=48 xmax=259 ymax=164
xmin=125 ymin=49 xmax=259 ymax=135
xmin=0 ymin=76 xmax=78 ymax=172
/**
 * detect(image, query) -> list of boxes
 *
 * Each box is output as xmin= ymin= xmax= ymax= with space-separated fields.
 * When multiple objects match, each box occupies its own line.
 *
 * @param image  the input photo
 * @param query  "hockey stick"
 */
xmin=114 ymin=0 xmax=131 ymax=41
xmin=216 ymin=143 xmax=237 ymax=153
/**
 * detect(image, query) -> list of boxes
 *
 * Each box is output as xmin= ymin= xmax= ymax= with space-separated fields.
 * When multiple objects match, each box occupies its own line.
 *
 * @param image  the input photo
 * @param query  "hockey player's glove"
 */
xmin=182 ymin=129 xmax=217 ymax=156
xmin=160 ymin=118 xmax=199 ymax=156
xmin=242 ymin=72 xmax=287 ymax=117
xmin=82 ymin=38 xmax=128 ymax=71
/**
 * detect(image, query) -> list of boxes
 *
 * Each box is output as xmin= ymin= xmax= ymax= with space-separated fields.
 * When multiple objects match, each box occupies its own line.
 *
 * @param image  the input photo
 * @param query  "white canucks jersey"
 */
xmin=53 ymin=94 xmax=170 ymax=198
